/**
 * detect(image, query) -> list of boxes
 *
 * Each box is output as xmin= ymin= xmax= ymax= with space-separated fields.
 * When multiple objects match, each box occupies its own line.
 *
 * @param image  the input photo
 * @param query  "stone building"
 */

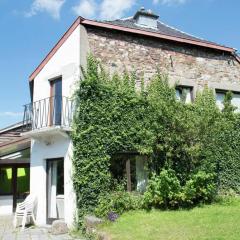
xmin=88 ymin=10 xmax=240 ymax=98
xmin=23 ymin=8 xmax=240 ymax=226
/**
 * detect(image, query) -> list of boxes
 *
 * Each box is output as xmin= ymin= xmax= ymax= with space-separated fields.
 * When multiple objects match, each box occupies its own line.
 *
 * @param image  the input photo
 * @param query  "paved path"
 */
xmin=0 ymin=215 xmax=84 ymax=240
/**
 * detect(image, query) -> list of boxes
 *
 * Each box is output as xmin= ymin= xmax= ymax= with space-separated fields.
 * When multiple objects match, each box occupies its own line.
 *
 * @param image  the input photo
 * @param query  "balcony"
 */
xmin=22 ymin=96 xmax=75 ymax=139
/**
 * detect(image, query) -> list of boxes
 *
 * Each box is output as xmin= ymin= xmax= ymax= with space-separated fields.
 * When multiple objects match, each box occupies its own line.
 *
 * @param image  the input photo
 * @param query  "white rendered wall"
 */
xmin=30 ymin=25 xmax=81 ymax=227
xmin=30 ymin=136 xmax=75 ymax=227
xmin=33 ymin=25 xmax=81 ymax=102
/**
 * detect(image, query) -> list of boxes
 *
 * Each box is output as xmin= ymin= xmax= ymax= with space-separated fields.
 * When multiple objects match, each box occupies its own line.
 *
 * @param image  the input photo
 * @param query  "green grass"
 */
xmin=99 ymin=198 xmax=240 ymax=240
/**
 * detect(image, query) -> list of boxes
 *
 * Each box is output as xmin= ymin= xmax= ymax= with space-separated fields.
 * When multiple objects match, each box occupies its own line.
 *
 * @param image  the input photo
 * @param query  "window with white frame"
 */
xmin=175 ymin=86 xmax=193 ymax=104
xmin=215 ymin=90 xmax=240 ymax=112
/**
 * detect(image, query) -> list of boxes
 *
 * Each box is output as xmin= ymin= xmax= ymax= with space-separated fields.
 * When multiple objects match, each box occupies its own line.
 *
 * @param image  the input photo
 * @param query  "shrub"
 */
xmin=143 ymin=169 xmax=181 ymax=209
xmin=202 ymin=93 xmax=240 ymax=193
xmin=215 ymin=190 xmax=239 ymax=206
xmin=143 ymin=169 xmax=216 ymax=209
xmin=182 ymin=171 xmax=216 ymax=206
xmin=95 ymin=190 xmax=143 ymax=218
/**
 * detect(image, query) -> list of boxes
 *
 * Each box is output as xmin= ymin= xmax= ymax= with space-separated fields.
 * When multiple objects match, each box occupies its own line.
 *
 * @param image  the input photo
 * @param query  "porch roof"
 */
xmin=0 ymin=122 xmax=31 ymax=159
xmin=0 ymin=158 xmax=30 ymax=165
xmin=0 ymin=137 xmax=30 ymax=158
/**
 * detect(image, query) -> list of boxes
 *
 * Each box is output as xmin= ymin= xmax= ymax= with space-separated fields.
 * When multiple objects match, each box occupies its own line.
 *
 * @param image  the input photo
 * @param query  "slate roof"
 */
xmin=103 ymin=17 xmax=227 ymax=49
xmin=29 ymin=14 xmax=239 ymax=81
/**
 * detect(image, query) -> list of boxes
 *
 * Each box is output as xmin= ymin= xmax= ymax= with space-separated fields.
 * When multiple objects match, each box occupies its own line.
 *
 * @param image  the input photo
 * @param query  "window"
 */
xmin=50 ymin=77 xmax=62 ymax=126
xmin=176 ymin=86 xmax=193 ymax=103
xmin=0 ymin=168 xmax=12 ymax=195
xmin=110 ymin=155 xmax=148 ymax=193
xmin=215 ymin=91 xmax=225 ymax=110
xmin=216 ymin=90 xmax=240 ymax=112
xmin=17 ymin=168 xmax=30 ymax=194
xmin=232 ymin=93 xmax=240 ymax=112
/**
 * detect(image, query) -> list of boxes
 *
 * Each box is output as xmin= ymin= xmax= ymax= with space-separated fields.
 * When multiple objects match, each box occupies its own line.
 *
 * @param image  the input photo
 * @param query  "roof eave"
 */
xmin=0 ymin=121 xmax=24 ymax=134
xmin=82 ymin=19 xmax=235 ymax=53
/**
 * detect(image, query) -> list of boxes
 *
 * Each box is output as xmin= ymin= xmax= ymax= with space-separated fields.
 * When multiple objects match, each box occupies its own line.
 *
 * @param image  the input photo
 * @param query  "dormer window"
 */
xmin=134 ymin=7 xmax=159 ymax=29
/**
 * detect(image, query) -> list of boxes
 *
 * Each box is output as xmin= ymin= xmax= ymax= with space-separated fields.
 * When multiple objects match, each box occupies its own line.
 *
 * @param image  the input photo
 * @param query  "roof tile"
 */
xmin=102 ymin=17 xmax=227 ymax=49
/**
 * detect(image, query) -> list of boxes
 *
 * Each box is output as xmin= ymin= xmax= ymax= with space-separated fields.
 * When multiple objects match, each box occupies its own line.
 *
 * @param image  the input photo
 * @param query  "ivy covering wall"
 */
xmin=72 ymin=55 xmax=240 ymax=226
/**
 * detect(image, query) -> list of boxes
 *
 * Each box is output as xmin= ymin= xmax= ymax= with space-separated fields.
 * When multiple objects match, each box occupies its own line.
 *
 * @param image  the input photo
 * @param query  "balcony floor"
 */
xmin=21 ymin=126 xmax=71 ymax=141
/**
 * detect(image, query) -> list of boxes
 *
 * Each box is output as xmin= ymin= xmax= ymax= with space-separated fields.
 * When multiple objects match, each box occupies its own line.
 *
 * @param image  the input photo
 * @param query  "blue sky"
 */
xmin=0 ymin=0 xmax=240 ymax=129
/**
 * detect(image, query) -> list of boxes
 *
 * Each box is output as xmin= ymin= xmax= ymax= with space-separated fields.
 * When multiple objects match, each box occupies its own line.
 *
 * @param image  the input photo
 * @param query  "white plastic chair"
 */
xmin=13 ymin=194 xmax=36 ymax=230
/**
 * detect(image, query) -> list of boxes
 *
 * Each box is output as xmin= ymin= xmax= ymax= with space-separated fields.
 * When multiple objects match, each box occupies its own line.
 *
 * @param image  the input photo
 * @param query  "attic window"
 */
xmin=134 ymin=7 xmax=159 ymax=29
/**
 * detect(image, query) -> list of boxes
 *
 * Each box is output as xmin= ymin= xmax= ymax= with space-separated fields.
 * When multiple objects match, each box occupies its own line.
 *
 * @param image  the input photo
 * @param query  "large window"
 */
xmin=0 ymin=168 xmax=12 ymax=195
xmin=176 ymin=86 xmax=193 ymax=104
xmin=110 ymin=155 xmax=148 ymax=193
xmin=17 ymin=168 xmax=30 ymax=194
xmin=216 ymin=90 xmax=240 ymax=112
xmin=0 ymin=167 xmax=30 ymax=195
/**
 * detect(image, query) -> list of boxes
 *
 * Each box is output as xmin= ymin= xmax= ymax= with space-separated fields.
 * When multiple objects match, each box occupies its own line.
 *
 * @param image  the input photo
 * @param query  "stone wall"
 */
xmin=86 ymin=27 xmax=240 ymax=95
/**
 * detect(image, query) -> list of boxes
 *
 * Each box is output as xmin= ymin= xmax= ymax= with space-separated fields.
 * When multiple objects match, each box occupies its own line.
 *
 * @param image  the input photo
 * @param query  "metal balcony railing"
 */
xmin=23 ymin=96 xmax=75 ymax=131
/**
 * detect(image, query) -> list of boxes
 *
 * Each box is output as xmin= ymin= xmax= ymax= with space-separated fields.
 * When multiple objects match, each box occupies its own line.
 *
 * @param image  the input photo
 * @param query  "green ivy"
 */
xmin=71 ymin=55 xmax=153 ymax=226
xmin=72 ymin=55 xmax=240 ymax=227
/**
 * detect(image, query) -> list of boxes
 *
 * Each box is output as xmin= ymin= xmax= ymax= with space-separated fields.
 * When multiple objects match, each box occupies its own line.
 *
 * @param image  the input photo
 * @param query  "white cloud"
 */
xmin=0 ymin=112 xmax=23 ymax=117
xmin=153 ymin=0 xmax=187 ymax=5
xmin=72 ymin=0 xmax=135 ymax=20
xmin=99 ymin=0 xmax=135 ymax=20
xmin=72 ymin=0 xmax=96 ymax=18
xmin=25 ymin=0 xmax=65 ymax=19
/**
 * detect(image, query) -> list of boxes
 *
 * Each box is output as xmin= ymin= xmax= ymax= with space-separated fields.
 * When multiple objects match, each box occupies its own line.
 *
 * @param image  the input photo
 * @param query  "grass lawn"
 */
xmin=99 ymin=198 xmax=240 ymax=240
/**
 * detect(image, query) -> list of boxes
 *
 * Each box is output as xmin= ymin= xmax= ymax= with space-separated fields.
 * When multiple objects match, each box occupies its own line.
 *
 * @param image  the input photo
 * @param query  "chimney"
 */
xmin=134 ymin=7 xmax=159 ymax=29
